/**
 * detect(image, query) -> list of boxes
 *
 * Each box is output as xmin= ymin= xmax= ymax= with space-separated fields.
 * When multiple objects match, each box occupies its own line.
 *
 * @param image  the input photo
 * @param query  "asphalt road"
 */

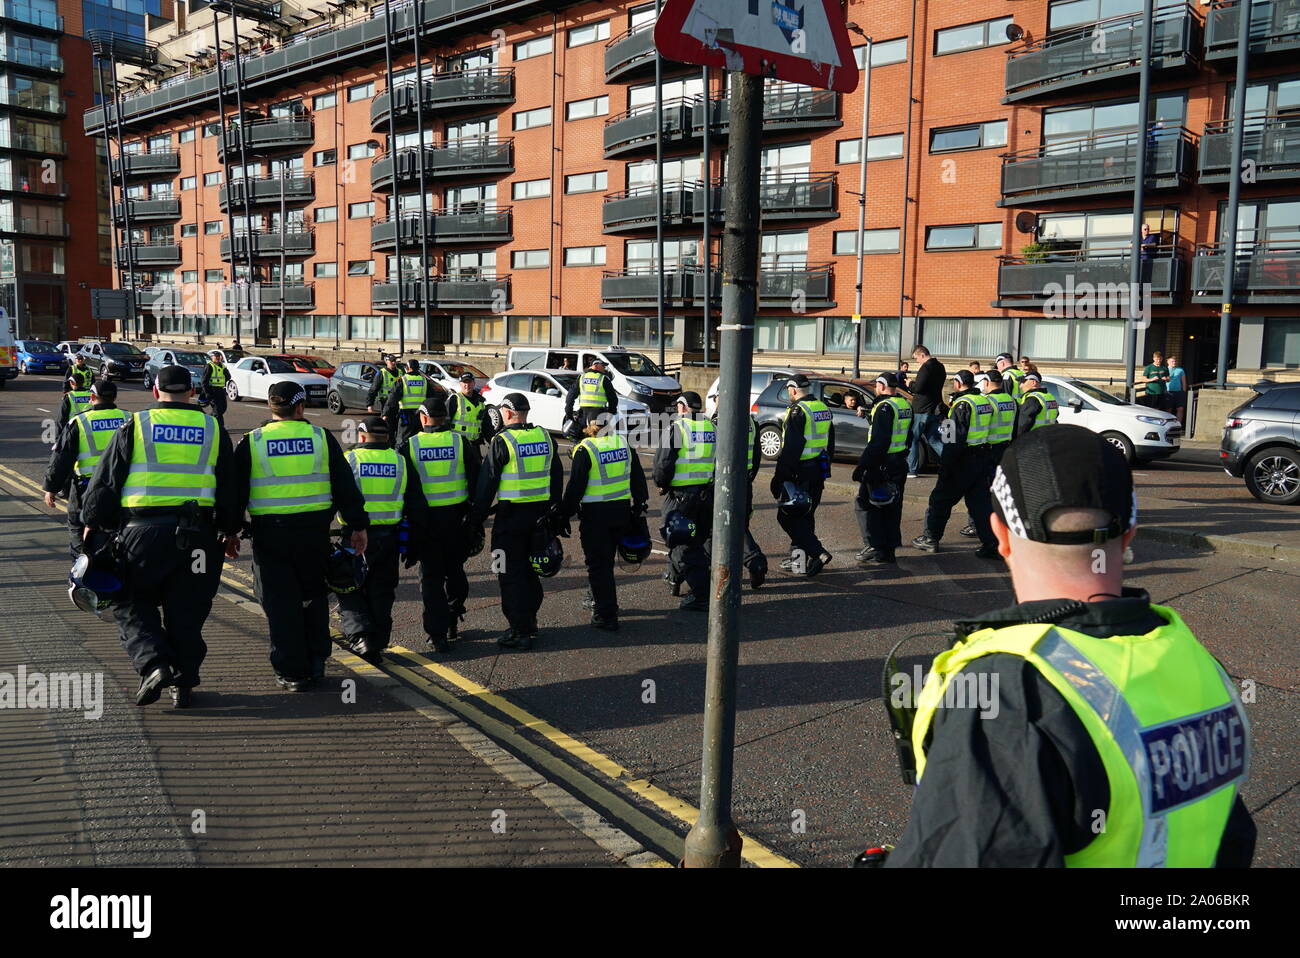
xmin=1 ymin=372 xmax=1296 ymax=867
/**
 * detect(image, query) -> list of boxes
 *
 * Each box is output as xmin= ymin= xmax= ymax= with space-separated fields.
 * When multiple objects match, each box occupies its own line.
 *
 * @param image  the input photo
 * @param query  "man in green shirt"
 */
xmin=1135 ymin=350 xmax=1170 ymax=410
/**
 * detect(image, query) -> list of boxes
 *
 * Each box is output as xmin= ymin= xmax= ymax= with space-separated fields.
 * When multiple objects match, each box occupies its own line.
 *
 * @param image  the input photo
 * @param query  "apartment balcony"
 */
xmin=1192 ymin=243 xmax=1300 ymax=303
xmin=221 ymin=282 xmax=316 ymax=311
xmin=134 ymin=285 xmax=180 ymax=314
xmin=371 ymin=274 xmax=511 ymax=310
xmin=113 ymin=197 xmax=181 ymax=224
xmin=123 ymin=239 xmax=182 ymax=267
xmin=219 ymin=174 xmax=315 ymax=211
xmin=112 ymin=151 xmax=179 ymax=177
xmin=602 ymin=173 xmax=838 ymax=233
xmin=994 ymin=243 xmax=1185 ymax=308
xmin=999 ymin=127 xmax=1196 ymax=205
xmin=0 ymin=0 xmax=63 ymax=33
xmin=1200 ymin=115 xmax=1300 ymax=185
xmin=0 ymin=129 xmax=63 ymax=155
xmin=0 ymin=215 xmax=65 ymax=237
xmin=217 ymin=116 xmax=314 ymax=162
xmin=1205 ymin=0 xmax=1300 ymax=62
xmin=370 ymin=68 xmax=515 ymax=130
xmin=370 ymin=207 xmax=512 ymax=250
xmin=0 ymin=44 xmax=61 ymax=74
xmin=219 ymin=228 xmax=315 ymax=260
xmin=0 ymin=88 xmax=63 ymax=115
xmin=1003 ymin=4 xmax=1198 ymax=103
xmin=600 ymin=265 xmax=835 ymax=309
xmin=370 ymin=138 xmax=514 ymax=191
xmin=605 ymin=23 xmax=658 ymax=83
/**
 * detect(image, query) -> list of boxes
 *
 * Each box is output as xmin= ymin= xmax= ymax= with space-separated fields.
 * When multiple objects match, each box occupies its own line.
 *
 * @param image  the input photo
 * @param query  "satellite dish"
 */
xmin=1015 ymin=211 xmax=1038 ymax=234
xmin=1005 ymin=22 xmax=1025 ymax=43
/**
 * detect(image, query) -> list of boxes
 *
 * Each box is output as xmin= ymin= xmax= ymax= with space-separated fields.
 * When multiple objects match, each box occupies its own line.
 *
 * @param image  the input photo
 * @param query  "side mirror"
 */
xmin=1068 ymin=398 xmax=1083 ymax=411
xmin=546 ymin=388 xmax=561 ymax=397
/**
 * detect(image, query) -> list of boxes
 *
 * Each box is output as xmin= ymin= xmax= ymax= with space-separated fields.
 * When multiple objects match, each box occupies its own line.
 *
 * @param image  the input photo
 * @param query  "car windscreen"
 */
xmin=103 ymin=342 xmax=144 ymax=355
xmin=24 ymin=341 xmax=57 ymax=352
xmin=265 ymin=359 xmax=295 ymax=373
xmin=606 ymin=352 xmax=662 ymax=376
xmin=174 ymin=352 xmax=207 ymax=364
xmin=292 ymin=356 xmax=332 ymax=369
xmin=1066 ymin=379 xmax=1127 ymax=406
xmin=443 ymin=362 xmax=486 ymax=379
xmin=551 ymin=374 xmax=579 ymax=389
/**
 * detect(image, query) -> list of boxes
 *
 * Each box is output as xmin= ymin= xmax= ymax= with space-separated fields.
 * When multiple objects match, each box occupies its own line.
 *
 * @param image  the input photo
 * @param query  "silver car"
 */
xmin=1220 ymin=382 xmax=1300 ymax=505
xmin=144 ymin=348 xmax=208 ymax=391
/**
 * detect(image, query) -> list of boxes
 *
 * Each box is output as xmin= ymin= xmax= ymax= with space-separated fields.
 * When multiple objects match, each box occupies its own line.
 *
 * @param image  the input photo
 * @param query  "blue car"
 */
xmin=15 ymin=339 xmax=66 ymax=375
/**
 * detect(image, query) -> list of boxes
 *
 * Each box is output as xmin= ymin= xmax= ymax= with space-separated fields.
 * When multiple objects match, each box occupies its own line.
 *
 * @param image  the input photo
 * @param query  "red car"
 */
xmin=269 ymin=353 xmax=336 ymax=378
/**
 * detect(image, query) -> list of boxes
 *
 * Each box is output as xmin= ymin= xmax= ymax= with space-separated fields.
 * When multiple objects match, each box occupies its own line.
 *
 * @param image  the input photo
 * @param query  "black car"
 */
xmin=327 ymin=359 xmax=447 ymax=414
xmin=1220 ymin=381 xmax=1300 ymax=505
xmin=79 ymin=340 xmax=148 ymax=380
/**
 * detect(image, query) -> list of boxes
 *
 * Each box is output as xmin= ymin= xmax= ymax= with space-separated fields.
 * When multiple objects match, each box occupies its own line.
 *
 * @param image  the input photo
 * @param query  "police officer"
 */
xmin=383 ymin=358 xmax=432 ymax=448
xmin=653 ymin=392 xmax=714 ymax=611
xmin=449 ymin=370 xmax=494 ymax=460
xmin=366 ymin=354 xmax=402 ymax=416
xmin=958 ymin=370 xmax=1017 ymax=539
xmin=994 ymin=352 xmax=1025 ymax=398
xmin=852 ymin=373 xmax=911 ymax=565
xmin=712 ymin=405 xmax=768 ymax=589
xmin=562 ymin=420 xmax=648 ymax=631
xmin=66 ymin=352 xmax=93 ymax=392
xmin=771 ymin=374 xmax=833 ymax=576
xmin=58 ymin=374 xmax=93 ymax=428
xmin=912 ymin=370 xmax=998 ymax=557
xmin=469 ymin=392 xmax=563 ymax=650
xmin=404 ymin=394 xmax=479 ymax=653
xmin=201 ymin=349 xmax=230 ymax=428
xmin=564 ymin=356 xmax=618 ymax=434
xmin=44 ymin=379 xmax=132 ymax=558
xmin=336 ymin=416 xmax=406 ymax=665
xmin=79 ymin=365 xmax=238 ymax=708
xmin=229 ymin=381 xmax=370 ymax=691
xmin=1014 ymin=370 xmax=1060 ymax=437
xmin=884 ymin=425 xmax=1255 ymax=867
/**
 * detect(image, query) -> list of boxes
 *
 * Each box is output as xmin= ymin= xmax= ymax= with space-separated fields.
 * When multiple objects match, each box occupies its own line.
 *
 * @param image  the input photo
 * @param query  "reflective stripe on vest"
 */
xmin=206 ymin=362 xmax=228 ymax=388
xmin=873 ymin=396 xmax=912 ymax=455
xmin=398 ymin=374 xmax=427 ymax=410
xmin=73 ymin=408 xmax=132 ymax=478
xmin=747 ymin=416 xmax=756 ymax=471
xmin=790 ymin=399 xmax=831 ymax=460
xmin=451 ymin=392 xmax=482 ymax=441
xmin=71 ymin=367 xmax=92 ymax=389
xmin=671 ymin=416 xmax=715 ymax=487
xmin=409 ymin=430 xmax=468 ymax=506
xmin=1003 ymin=367 xmax=1026 ymax=397
xmin=67 ymin=390 xmax=92 ymax=417
xmin=377 ymin=368 xmax=399 ymax=402
xmin=577 ymin=434 xmax=632 ymax=502
xmin=498 ymin=427 xmax=552 ymax=502
xmin=121 ymin=407 xmax=219 ymax=507
xmin=950 ymin=393 xmax=994 ymax=446
xmin=345 ymin=446 xmax=406 ymax=524
xmin=912 ymin=607 xmax=1249 ymax=867
xmin=248 ymin=420 xmax=331 ymax=515
xmin=578 ymin=371 xmax=607 ymax=409
xmin=1021 ymin=389 xmax=1059 ymax=428
xmin=985 ymin=390 xmax=1018 ymax=445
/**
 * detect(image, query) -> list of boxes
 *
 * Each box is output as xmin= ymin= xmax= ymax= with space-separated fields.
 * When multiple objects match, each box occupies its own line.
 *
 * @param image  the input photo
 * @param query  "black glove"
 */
xmin=851 ymin=464 xmax=865 ymax=485
xmin=769 ymin=475 xmax=784 ymax=500
xmin=632 ymin=500 xmax=648 ymax=518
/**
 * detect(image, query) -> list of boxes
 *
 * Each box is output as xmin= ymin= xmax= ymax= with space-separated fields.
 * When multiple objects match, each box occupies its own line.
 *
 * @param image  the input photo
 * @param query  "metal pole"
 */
xmin=105 ymin=55 xmax=138 ymax=340
xmin=1217 ymin=0 xmax=1252 ymax=388
xmin=228 ymin=9 xmax=258 ymax=343
xmin=381 ymin=0 xmax=406 ymax=356
xmin=278 ymin=169 xmax=286 ymax=352
xmin=1124 ymin=0 xmax=1154 ymax=403
xmin=95 ymin=57 xmax=129 ymax=334
xmin=654 ymin=0 xmax=665 ymax=368
xmin=852 ymin=36 xmax=871 ymax=380
xmin=682 ymin=69 xmax=762 ymax=870
xmin=212 ymin=13 xmax=241 ymax=348
xmin=411 ymin=0 xmax=432 ymax=351
xmin=701 ymin=65 xmax=710 ymax=369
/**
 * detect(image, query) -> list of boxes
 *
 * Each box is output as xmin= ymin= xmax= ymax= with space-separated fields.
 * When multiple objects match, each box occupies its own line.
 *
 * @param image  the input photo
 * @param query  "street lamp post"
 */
xmin=849 ymin=31 xmax=871 ymax=380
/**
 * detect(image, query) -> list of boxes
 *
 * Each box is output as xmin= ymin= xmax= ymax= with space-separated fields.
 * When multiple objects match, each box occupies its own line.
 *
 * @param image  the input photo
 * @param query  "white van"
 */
xmin=506 ymin=345 xmax=682 ymax=413
xmin=1040 ymin=374 xmax=1182 ymax=463
xmin=0 ymin=314 xmax=16 ymax=388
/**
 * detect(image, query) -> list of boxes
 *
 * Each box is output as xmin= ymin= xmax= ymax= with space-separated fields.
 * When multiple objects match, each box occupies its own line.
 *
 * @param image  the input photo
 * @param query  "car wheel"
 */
xmin=1244 ymin=447 xmax=1300 ymax=506
xmin=19 ymin=361 xmax=28 ymax=374
xmin=1101 ymin=431 xmax=1134 ymax=464
xmin=143 ymin=371 xmax=153 ymax=390
xmin=758 ymin=424 xmax=783 ymax=460
xmin=226 ymin=381 xmax=240 ymax=402
xmin=485 ymin=404 xmax=503 ymax=433
xmin=328 ymin=391 xmax=344 ymax=415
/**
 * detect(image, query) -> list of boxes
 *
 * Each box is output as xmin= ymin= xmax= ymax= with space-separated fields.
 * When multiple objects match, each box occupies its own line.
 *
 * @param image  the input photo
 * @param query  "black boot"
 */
xmin=135 ymin=664 xmax=175 ymax=707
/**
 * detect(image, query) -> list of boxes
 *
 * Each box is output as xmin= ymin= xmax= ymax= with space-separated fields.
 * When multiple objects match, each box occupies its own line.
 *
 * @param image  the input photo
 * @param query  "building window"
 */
xmin=315 ymin=206 xmax=337 ymax=223
xmin=564 ymin=246 xmax=606 ymax=266
xmin=925 ymin=223 xmax=1004 ymax=251
xmin=512 ymin=249 xmax=549 ymax=269
xmin=836 ymin=133 xmax=904 ymax=164
xmin=922 ymin=318 xmax=1012 ymax=358
xmin=181 ymin=223 xmax=198 ymax=237
xmin=347 ymin=82 xmax=374 ymax=102
xmin=565 ymin=171 xmax=607 ymax=194
xmin=1264 ymin=320 xmax=1300 ymax=366
xmin=568 ymin=20 xmax=610 ymax=46
xmin=204 ymin=220 xmax=222 ymax=234
xmin=618 ymin=316 xmax=670 ymax=349
xmin=347 ymin=142 xmax=375 ymax=160
xmin=348 ymin=260 xmax=374 ymax=276
xmin=755 ymin=317 xmax=817 ymax=352
xmin=567 ymin=95 xmax=609 ymax=121
xmin=148 ymin=133 xmax=170 ymax=151
xmin=930 ymin=120 xmax=1008 ymax=153
xmin=834 ymin=228 xmax=901 ymax=255
xmin=203 ymin=171 xmax=222 ymax=186
xmin=182 ymin=270 xmax=198 ymax=283
xmin=314 ymin=262 xmax=337 ymax=278
xmin=761 ymin=231 xmax=808 ymax=268
xmin=508 ymin=315 xmax=549 ymax=344
xmin=515 ymin=35 xmax=553 ymax=61
xmin=826 ymin=316 xmax=901 ymax=354
xmin=1021 ymin=318 xmax=1125 ymax=361
xmin=853 ymin=37 xmax=908 ymax=68
xmin=203 ymin=122 xmax=219 ymax=137
xmin=313 ymin=91 xmax=337 ymax=110
xmin=314 ymin=149 xmax=336 ymax=167
xmin=205 ymin=269 xmax=224 ymax=282
xmin=179 ymin=128 xmax=196 ymax=143
xmin=934 ymin=16 xmax=1014 ymax=56
xmin=348 ymin=201 xmax=375 ymax=219
xmin=512 ymin=178 xmax=550 ymax=200
xmin=513 ymin=106 xmax=552 ymax=131
xmin=564 ymin=316 xmax=614 ymax=345
xmin=466 ymin=315 xmax=506 ymax=343
xmin=180 ymin=176 xmax=196 ymax=190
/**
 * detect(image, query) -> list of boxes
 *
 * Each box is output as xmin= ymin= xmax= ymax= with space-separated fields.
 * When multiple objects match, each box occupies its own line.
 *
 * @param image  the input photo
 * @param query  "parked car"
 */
xmin=413 ymin=356 xmax=491 ymax=392
xmin=1039 ymin=375 xmax=1181 ymax=463
xmin=0 ymin=322 xmax=15 ymax=388
xmin=506 ymin=345 xmax=681 ymax=412
xmin=481 ymin=369 xmax=650 ymax=435
xmin=144 ymin=347 xmax=209 ymax=391
xmin=56 ymin=341 xmax=87 ymax=363
xmin=706 ymin=367 xmax=807 ymax=416
xmin=1220 ymin=381 xmax=1300 ymax=505
xmin=15 ymin=339 xmax=66 ymax=375
xmin=327 ymin=359 xmax=449 ymax=414
xmin=752 ymin=375 xmax=879 ymax=463
xmin=224 ymin=355 xmax=329 ymax=406
xmin=79 ymin=340 xmax=148 ymax=381
xmin=268 ymin=353 xmax=336 ymax=379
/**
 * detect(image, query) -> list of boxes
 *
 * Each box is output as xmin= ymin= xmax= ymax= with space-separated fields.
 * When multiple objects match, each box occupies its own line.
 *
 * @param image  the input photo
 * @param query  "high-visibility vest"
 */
xmin=787 ymin=399 xmax=831 ymax=460
xmin=451 ymin=391 xmax=483 ymax=442
xmin=576 ymin=433 xmax=632 ymax=502
xmin=985 ymin=390 xmax=1018 ymax=445
xmin=376 ymin=367 xmax=400 ymax=402
xmin=746 ymin=416 xmax=756 ymax=471
xmin=578 ymin=371 xmax=607 ymax=409
xmin=408 ymin=430 xmax=468 ymax=507
xmin=398 ymin=373 xmax=427 ymax=411
xmin=913 ymin=606 xmax=1250 ymax=867
xmin=1002 ymin=367 xmax=1026 ymax=398
xmin=247 ymin=419 xmax=332 ymax=516
xmin=671 ymin=416 xmax=715 ymax=488
xmin=950 ymin=393 xmax=994 ymax=446
xmin=1020 ymin=388 xmax=1060 ymax=428
xmin=70 ymin=366 xmax=93 ymax=390
xmin=121 ymin=407 xmax=219 ymax=508
xmin=72 ymin=407 xmax=132 ymax=478
xmin=206 ymin=362 xmax=228 ymax=388
xmin=344 ymin=446 xmax=406 ymax=525
xmin=872 ymin=395 xmax=912 ymax=454
xmin=66 ymin=390 xmax=93 ymax=418
xmin=497 ymin=426 xmax=553 ymax=502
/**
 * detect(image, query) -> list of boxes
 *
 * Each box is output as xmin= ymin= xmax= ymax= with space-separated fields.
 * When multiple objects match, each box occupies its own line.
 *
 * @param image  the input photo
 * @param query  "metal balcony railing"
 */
xmin=0 ymin=215 xmax=66 ymax=236
xmin=370 ymin=68 xmax=515 ymax=129
xmin=600 ymin=264 xmax=835 ymax=307
xmin=219 ymin=173 xmax=315 ymax=210
xmin=219 ymin=227 xmax=315 ymax=259
xmin=1200 ymin=114 xmax=1300 ymax=184
xmin=113 ymin=197 xmax=181 ymax=222
xmin=0 ymin=130 xmax=64 ymax=154
xmin=112 ymin=150 xmax=179 ymax=176
xmin=221 ymin=282 xmax=315 ymax=310
xmin=0 ymin=88 xmax=62 ymax=113
xmin=370 ymin=207 xmax=512 ymax=247
xmin=371 ymin=273 xmax=511 ymax=309
xmin=1000 ymin=126 xmax=1196 ymax=203
xmin=604 ymin=23 xmax=657 ymax=82
xmin=1205 ymin=0 xmax=1300 ymax=59
xmin=602 ymin=173 xmax=838 ymax=232
xmin=995 ymin=242 xmax=1186 ymax=305
xmin=370 ymin=137 xmax=514 ymax=190
xmin=0 ymin=45 xmax=61 ymax=72
xmin=218 ymin=116 xmax=314 ymax=161
xmin=1192 ymin=242 xmax=1300 ymax=301
xmin=123 ymin=239 xmax=182 ymax=266
xmin=0 ymin=0 xmax=62 ymax=31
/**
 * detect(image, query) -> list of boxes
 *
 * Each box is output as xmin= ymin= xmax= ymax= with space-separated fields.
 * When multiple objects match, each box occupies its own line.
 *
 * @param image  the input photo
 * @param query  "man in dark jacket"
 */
xmin=903 ymin=345 xmax=945 ymax=477
xmin=44 ymin=379 xmax=131 ymax=558
xmin=200 ymin=349 xmax=230 ymax=428
xmin=852 ymin=373 xmax=911 ymax=565
xmin=366 ymin=354 xmax=402 ymax=416
xmin=772 ymin=374 xmax=833 ymax=576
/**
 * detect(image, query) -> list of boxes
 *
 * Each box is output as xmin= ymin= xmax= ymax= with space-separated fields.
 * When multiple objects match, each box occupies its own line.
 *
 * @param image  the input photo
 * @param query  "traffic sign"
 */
xmin=91 ymin=288 xmax=132 ymax=320
xmin=655 ymin=0 xmax=860 ymax=93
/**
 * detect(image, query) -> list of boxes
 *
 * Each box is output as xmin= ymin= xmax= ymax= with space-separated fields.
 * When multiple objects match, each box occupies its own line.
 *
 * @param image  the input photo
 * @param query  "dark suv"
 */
xmin=328 ymin=359 xmax=447 ymax=414
xmin=752 ymin=375 xmax=878 ymax=462
xmin=1221 ymin=382 xmax=1300 ymax=505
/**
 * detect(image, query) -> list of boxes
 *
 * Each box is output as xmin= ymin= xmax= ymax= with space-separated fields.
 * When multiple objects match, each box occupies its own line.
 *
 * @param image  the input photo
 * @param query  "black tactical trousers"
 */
xmin=418 ymin=503 xmax=470 ymax=641
xmin=664 ymin=487 xmax=712 ymax=599
xmin=776 ymin=461 xmax=826 ymax=559
xmin=490 ymin=501 xmax=548 ymax=635
xmin=578 ymin=499 xmax=633 ymax=619
xmin=924 ymin=451 xmax=996 ymax=548
xmin=251 ymin=518 xmax=332 ymax=681
xmin=336 ymin=525 xmax=400 ymax=650
xmin=855 ymin=454 xmax=909 ymax=552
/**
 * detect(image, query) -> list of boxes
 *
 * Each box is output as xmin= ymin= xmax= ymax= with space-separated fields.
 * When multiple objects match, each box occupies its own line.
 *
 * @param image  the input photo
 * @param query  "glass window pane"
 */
xmin=1264 ymin=320 xmax=1300 ymax=365
xmin=966 ymin=319 xmax=1009 ymax=358
xmin=863 ymin=317 xmax=901 ymax=353
xmin=936 ymin=24 xmax=985 ymax=55
xmin=825 ymin=317 xmax=858 ymax=353
xmin=754 ymin=319 xmax=782 ymax=350
xmin=1075 ymin=320 xmax=1125 ymax=360
xmin=1021 ymin=319 xmax=1070 ymax=359
xmin=927 ymin=225 xmax=976 ymax=249
xmin=787 ymin=317 xmax=816 ymax=351
xmin=978 ymin=222 xmax=1003 ymax=248
xmin=923 ymin=318 xmax=962 ymax=356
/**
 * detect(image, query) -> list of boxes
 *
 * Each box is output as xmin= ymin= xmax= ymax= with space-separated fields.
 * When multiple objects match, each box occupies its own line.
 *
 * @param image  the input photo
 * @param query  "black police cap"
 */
xmin=156 ymin=365 xmax=193 ymax=393
xmin=268 ymin=381 xmax=306 ymax=407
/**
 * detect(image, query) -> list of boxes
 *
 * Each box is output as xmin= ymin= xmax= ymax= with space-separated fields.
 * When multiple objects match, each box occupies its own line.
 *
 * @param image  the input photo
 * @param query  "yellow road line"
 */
xmin=0 ymin=462 xmax=50 ymax=500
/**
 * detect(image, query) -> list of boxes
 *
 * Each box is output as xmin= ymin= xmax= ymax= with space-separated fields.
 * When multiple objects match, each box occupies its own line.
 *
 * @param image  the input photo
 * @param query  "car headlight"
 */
xmin=1136 ymin=416 xmax=1167 ymax=425
xmin=631 ymin=382 xmax=652 ymax=396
